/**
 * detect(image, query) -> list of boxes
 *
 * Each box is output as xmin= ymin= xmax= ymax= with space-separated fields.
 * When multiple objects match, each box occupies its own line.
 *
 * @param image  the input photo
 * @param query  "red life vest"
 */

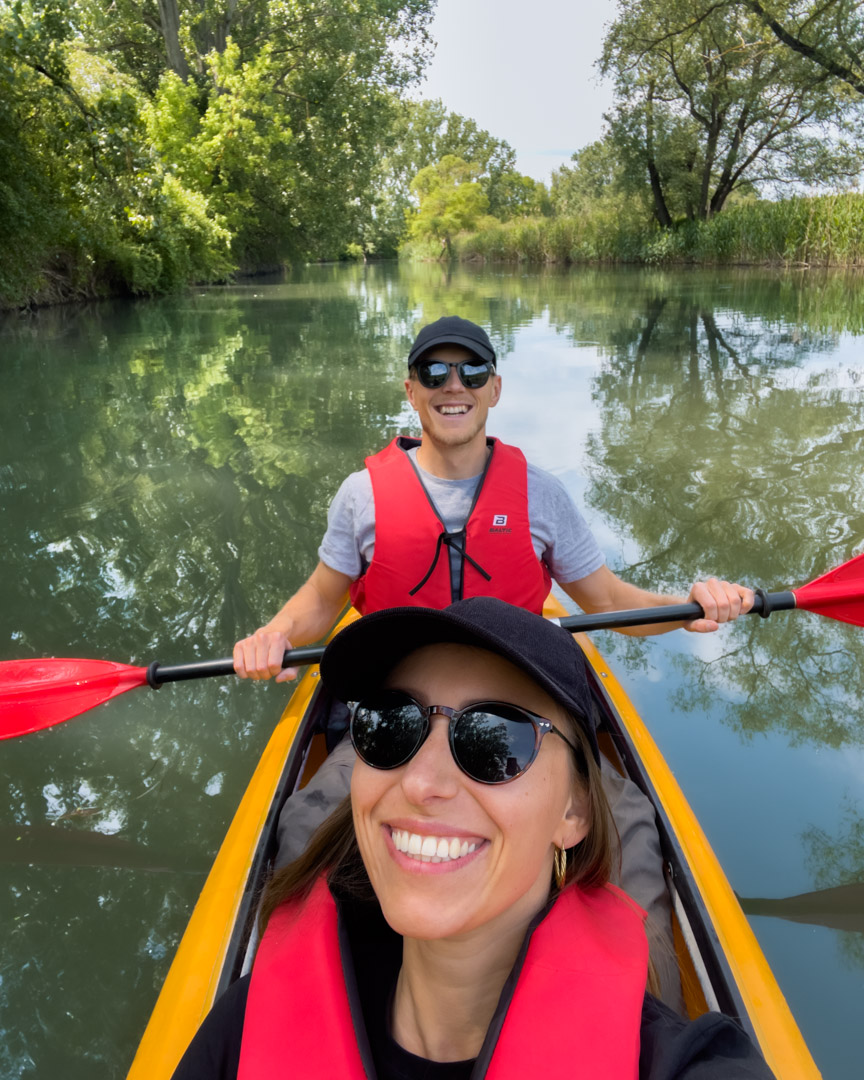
xmin=348 ymin=437 xmax=551 ymax=615
xmin=239 ymin=876 xmax=647 ymax=1080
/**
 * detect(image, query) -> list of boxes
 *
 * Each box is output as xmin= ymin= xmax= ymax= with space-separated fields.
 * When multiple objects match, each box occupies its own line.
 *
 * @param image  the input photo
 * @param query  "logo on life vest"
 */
xmin=492 ymin=514 xmax=507 ymax=526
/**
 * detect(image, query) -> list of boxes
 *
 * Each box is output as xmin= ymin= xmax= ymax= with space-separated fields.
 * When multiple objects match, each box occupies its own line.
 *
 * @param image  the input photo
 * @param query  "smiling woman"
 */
xmin=169 ymin=598 xmax=775 ymax=1080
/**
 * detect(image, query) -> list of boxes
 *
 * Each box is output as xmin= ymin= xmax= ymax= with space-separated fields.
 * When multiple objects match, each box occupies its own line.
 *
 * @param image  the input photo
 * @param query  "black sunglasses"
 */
xmin=350 ymin=690 xmax=581 ymax=785
xmin=414 ymin=357 xmax=494 ymax=390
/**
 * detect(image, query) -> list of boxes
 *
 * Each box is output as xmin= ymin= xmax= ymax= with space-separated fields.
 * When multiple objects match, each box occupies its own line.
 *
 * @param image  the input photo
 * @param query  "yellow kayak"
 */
xmin=128 ymin=602 xmax=819 ymax=1079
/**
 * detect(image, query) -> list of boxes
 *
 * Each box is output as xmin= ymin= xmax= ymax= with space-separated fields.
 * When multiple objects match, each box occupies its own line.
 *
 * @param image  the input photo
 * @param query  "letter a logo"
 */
xmin=492 ymin=514 xmax=507 ymax=527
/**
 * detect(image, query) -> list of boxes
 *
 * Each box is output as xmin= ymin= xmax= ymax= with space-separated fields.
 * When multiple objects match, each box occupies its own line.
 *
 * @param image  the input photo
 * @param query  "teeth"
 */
xmin=391 ymin=829 xmax=479 ymax=863
xmin=439 ymin=405 xmax=469 ymax=414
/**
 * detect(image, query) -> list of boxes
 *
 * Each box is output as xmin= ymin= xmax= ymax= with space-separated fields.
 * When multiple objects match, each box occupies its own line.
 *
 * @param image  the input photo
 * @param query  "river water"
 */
xmin=1 ymin=262 xmax=863 ymax=1078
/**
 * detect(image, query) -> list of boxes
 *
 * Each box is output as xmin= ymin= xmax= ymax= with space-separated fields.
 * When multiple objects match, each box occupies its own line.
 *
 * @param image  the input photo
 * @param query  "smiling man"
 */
xmin=234 ymin=315 xmax=752 ymax=683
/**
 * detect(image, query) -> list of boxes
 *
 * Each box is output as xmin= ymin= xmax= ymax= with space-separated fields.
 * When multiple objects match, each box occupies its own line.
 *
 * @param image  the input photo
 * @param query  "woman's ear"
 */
xmin=557 ymin=787 xmax=590 ymax=850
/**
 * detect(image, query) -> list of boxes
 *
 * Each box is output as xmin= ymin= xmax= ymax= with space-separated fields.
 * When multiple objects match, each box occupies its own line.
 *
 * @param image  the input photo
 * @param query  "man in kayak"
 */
xmin=234 ymin=315 xmax=753 ymax=683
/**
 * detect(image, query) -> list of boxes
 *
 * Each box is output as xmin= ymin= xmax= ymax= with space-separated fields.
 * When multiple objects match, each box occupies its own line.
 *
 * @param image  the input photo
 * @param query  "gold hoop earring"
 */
xmin=554 ymin=845 xmax=567 ymax=889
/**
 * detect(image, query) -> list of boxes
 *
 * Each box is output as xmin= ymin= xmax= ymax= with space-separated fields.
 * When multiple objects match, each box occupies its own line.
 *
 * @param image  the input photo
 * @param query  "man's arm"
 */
xmin=233 ymin=561 xmax=352 ymax=682
xmin=560 ymin=565 xmax=754 ymax=636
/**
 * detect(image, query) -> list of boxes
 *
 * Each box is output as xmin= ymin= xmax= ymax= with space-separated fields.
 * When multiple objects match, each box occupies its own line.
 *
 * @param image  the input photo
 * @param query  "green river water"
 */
xmin=1 ymin=262 xmax=863 ymax=1078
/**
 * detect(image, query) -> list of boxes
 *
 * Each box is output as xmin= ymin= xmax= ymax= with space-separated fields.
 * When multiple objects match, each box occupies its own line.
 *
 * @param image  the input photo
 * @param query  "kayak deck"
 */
xmin=127 ymin=603 xmax=819 ymax=1079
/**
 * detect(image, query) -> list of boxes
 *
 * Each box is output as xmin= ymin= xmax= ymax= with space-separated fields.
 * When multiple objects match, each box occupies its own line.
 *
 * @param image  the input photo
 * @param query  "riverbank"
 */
xmin=429 ymin=193 xmax=864 ymax=268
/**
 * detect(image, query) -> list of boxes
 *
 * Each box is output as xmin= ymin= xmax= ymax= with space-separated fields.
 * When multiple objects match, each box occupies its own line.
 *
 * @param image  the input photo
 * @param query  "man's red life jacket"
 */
xmin=348 ymin=437 xmax=551 ymax=614
xmin=238 ymin=876 xmax=647 ymax=1080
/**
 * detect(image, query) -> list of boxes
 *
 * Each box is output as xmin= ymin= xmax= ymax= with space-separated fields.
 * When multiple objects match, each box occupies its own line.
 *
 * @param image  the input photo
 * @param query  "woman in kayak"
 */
xmin=172 ymin=598 xmax=772 ymax=1079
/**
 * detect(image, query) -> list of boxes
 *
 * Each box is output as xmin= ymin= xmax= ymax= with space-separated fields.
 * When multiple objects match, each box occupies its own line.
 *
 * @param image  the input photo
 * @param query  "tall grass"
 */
xmin=439 ymin=194 xmax=864 ymax=268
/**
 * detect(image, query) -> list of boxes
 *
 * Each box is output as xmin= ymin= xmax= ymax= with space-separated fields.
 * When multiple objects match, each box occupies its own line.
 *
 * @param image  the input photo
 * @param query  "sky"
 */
xmin=416 ymin=0 xmax=618 ymax=183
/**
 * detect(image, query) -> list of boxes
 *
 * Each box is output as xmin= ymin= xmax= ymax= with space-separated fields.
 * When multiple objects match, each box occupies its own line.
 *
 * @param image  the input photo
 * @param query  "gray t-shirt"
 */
xmin=318 ymin=445 xmax=604 ymax=586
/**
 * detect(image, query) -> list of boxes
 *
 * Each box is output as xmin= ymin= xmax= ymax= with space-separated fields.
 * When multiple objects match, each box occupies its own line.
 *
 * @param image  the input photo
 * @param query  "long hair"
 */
xmin=258 ymin=711 xmax=613 ymax=935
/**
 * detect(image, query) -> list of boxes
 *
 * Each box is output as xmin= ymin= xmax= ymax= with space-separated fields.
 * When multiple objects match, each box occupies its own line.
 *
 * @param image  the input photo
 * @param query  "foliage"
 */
xmin=0 ymin=0 xmax=435 ymax=306
xmin=0 ymin=4 xmax=233 ymax=305
xmin=737 ymin=0 xmax=864 ymax=97
xmin=452 ymin=191 xmax=864 ymax=267
xmin=550 ymin=139 xmax=637 ymax=219
xmin=600 ymin=0 xmax=864 ymax=226
xmin=363 ymin=98 xmax=545 ymax=257
xmin=404 ymin=155 xmax=490 ymax=258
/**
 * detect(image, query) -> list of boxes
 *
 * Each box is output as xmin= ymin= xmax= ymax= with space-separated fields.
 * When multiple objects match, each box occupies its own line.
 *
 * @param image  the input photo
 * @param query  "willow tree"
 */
xmin=740 ymin=0 xmax=864 ymax=96
xmin=600 ymin=0 xmax=864 ymax=226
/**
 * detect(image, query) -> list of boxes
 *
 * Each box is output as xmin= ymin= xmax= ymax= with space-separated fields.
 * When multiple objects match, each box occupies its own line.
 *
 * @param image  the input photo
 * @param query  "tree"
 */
xmin=362 ymin=99 xmax=515 ymax=255
xmin=406 ymin=155 xmax=489 ymax=257
xmin=600 ymin=0 xmax=864 ymax=226
xmin=550 ymin=138 xmax=636 ymax=217
xmin=739 ymin=0 xmax=864 ymax=97
xmin=95 ymin=0 xmax=436 ymax=264
xmin=0 ymin=0 xmax=437 ymax=304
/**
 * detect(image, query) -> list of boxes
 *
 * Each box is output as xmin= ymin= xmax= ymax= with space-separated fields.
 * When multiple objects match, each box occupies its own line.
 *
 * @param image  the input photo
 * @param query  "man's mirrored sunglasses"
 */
xmin=350 ymin=690 xmax=582 ymax=785
xmin=414 ymin=357 xmax=495 ymax=390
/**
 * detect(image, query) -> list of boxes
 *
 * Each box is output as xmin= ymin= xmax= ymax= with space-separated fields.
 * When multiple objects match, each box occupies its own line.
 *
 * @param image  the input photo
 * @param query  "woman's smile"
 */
xmin=385 ymin=823 xmax=488 ymax=872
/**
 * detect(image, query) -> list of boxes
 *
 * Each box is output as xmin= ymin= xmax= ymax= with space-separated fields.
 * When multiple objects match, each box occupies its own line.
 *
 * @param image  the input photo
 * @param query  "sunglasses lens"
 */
xmin=459 ymin=362 xmax=491 ymax=389
xmin=415 ymin=359 xmax=492 ymax=389
xmin=352 ymin=693 xmax=426 ymax=769
xmin=416 ymin=361 xmax=449 ymax=388
xmin=452 ymin=706 xmax=538 ymax=783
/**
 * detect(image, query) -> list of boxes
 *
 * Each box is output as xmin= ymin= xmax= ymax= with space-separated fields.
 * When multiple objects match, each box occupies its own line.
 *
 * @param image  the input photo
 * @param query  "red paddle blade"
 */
xmin=0 ymin=659 xmax=149 ymax=740
xmin=793 ymin=551 xmax=864 ymax=628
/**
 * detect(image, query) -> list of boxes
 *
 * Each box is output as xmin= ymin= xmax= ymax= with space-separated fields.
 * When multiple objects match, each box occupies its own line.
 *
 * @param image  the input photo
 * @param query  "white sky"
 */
xmin=416 ymin=0 xmax=618 ymax=184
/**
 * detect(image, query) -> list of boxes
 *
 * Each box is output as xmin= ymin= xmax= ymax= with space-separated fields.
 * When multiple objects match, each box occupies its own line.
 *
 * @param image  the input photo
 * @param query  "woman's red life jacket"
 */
xmin=238 ymin=876 xmax=647 ymax=1080
xmin=348 ymin=437 xmax=551 ymax=614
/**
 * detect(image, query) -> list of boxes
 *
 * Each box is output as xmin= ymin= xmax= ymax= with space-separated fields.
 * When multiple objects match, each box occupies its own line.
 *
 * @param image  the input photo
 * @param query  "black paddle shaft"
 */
xmin=144 ymin=590 xmax=796 ymax=688
xmin=146 ymin=645 xmax=327 ymax=687
xmin=557 ymin=588 xmax=796 ymax=634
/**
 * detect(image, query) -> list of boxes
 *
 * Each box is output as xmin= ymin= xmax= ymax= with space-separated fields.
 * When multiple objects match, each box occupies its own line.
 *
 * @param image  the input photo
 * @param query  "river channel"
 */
xmin=1 ymin=262 xmax=863 ymax=1078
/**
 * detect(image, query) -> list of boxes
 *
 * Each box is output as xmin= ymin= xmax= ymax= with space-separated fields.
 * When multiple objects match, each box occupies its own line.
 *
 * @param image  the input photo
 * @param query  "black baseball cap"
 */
xmin=407 ymin=316 xmax=497 ymax=368
xmin=320 ymin=597 xmax=599 ymax=762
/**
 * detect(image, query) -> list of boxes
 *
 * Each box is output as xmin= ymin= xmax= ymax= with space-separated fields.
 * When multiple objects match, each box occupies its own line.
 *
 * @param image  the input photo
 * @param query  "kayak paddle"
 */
xmin=2 ymin=552 xmax=862 ymax=740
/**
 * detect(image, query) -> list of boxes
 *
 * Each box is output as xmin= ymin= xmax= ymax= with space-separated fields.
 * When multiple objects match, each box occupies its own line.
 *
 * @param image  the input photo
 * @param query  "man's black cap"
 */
xmin=320 ymin=597 xmax=599 ymax=763
xmin=407 ymin=316 xmax=496 ymax=368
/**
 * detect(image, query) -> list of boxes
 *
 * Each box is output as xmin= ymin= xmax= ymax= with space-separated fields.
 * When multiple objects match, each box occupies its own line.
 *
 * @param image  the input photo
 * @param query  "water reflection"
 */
xmin=801 ymin=800 xmax=864 ymax=969
xmin=2 ymin=264 xmax=863 ymax=1077
xmin=565 ymin=279 xmax=864 ymax=750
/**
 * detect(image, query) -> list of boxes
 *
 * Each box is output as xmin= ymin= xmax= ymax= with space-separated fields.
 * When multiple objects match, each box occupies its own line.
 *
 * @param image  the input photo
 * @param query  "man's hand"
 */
xmin=233 ymin=628 xmax=299 ymax=683
xmin=684 ymin=578 xmax=754 ymax=633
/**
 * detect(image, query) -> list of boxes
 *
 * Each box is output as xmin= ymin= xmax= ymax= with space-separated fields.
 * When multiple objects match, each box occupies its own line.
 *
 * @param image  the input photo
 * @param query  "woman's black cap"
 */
xmin=320 ymin=597 xmax=599 ymax=763
xmin=407 ymin=316 xmax=496 ymax=368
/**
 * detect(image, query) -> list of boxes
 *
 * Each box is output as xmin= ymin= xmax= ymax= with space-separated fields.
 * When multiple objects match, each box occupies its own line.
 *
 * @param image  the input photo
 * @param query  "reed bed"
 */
xmin=441 ymin=194 xmax=864 ymax=268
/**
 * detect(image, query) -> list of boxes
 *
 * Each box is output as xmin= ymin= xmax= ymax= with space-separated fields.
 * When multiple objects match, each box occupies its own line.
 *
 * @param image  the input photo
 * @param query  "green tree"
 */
xmin=406 ymin=155 xmax=490 ymax=258
xmin=0 ymin=1 xmax=232 ymax=304
xmin=364 ymin=98 xmax=546 ymax=256
xmin=739 ymin=0 xmax=864 ymax=96
xmin=550 ymin=138 xmax=637 ymax=218
xmin=0 ymin=0 xmax=436 ymax=304
xmin=600 ymin=0 xmax=864 ymax=227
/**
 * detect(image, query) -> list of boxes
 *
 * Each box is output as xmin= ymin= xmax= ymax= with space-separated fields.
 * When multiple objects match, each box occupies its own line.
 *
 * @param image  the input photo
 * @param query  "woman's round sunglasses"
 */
xmin=350 ymin=690 xmax=581 ymax=785
xmin=414 ymin=357 xmax=494 ymax=390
